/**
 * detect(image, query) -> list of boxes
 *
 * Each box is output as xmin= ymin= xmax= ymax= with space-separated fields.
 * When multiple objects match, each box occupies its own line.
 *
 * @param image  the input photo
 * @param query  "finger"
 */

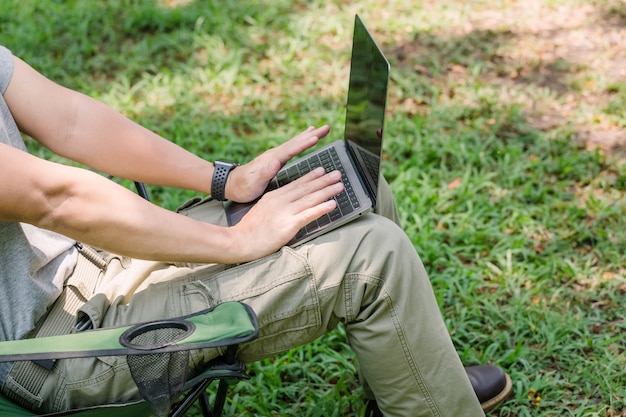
xmin=297 ymin=199 xmax=338 ymax=225
xmin=283 ymin=166 xmax=339 ymax=190
xmin=290 ymin=175 xmax=345 ymax=228
xmin=272 ymin=125 xmax=331 ymax=165
xmin=281 ymin=169 xmax=344 ymax=203
xmin=298 ymin=181 xmax=344 ymax=209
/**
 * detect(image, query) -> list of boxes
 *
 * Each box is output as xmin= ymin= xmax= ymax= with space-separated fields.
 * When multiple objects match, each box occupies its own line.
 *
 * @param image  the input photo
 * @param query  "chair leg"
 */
xmin=199 ymin=390 xmax=214 ymax=417
xmin=169 ymin=345 xmax=249 ymax=417
xmin=170 ymin=375 xmax=243 ymax=417
xmin=170 ymin=379 xmax=212 ymax=417
xmin=210 ymin=379 xmax=230 ymax=417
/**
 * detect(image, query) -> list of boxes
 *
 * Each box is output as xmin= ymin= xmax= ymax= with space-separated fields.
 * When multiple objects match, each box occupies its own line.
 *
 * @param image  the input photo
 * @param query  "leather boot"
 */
xmin=465 ymin=364 xmax=512 ymax=412
xmin=363 ymin=365 xmax=512 ymax=416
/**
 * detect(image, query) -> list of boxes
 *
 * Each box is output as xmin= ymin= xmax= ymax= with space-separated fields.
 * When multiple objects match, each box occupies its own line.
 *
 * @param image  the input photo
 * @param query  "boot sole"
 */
xmin=481 ymin=373 xmax=513 ymax=412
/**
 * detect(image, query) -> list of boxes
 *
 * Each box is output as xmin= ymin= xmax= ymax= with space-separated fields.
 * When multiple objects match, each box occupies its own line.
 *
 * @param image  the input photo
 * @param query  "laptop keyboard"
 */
xmin=357 ymin=146 xmax=380 ymax=183
xmin=272 ymin=148 xmax=361 ymax=240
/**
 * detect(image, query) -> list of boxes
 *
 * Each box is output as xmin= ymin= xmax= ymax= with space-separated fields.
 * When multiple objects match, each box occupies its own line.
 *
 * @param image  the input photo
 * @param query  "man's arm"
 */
xmin=0 ymin=143 xmax=342 ymax=264
xmin=5 ymin=56 xmax=216 ymax=195
xmin=5 ymin=55 xmax=332 ymax=204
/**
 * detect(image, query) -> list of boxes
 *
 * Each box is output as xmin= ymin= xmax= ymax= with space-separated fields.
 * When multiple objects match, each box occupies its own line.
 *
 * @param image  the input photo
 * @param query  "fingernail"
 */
xmin=329 ymin=170 xmax=342 ymax=180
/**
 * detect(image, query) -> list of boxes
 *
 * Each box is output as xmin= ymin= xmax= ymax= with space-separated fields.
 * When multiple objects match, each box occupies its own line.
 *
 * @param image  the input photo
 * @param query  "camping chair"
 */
xmin=0 ymin=301 xmax=259 ymax=417
xmin=0 ymin=182 xmax=259 ymax=417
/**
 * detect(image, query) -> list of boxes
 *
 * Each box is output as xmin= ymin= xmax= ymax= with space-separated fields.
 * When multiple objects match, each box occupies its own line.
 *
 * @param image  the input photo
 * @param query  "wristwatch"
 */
xmin=211 ymin=160 xmax=238 ymax=201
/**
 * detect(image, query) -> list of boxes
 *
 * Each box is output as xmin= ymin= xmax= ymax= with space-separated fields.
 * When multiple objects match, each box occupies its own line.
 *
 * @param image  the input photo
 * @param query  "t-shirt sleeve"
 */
xmin=0 ymin=45 xmax=15 ymax=94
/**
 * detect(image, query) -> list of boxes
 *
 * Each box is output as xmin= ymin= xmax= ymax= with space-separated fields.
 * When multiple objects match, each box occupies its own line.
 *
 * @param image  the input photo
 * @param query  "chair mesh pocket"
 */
xmin=124 ymin=323 xmax=193 ymax=416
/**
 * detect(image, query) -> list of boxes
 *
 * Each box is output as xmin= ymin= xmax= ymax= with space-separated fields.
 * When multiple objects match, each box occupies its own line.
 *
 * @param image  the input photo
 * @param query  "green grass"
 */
xmin=2 ymin=0 xmax=626 ymax=416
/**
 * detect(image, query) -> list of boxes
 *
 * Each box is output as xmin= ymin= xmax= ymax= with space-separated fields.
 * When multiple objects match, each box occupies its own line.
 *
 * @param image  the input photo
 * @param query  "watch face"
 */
xmin=216 ymin=161 xmax=238 ymax=170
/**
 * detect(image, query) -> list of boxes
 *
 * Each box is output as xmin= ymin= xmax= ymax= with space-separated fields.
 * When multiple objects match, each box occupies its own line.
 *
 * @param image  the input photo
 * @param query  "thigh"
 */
xmin=102 ymin=245 xmax=320 ymax=361
xmin=99 ymin=214 xmax=400 ymax=359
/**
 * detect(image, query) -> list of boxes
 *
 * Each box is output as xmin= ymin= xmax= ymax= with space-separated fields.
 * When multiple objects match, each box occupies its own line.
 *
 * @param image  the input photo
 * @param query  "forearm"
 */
xmin=45 ymin=169 xmax=240 ymax=264
xmin=54 ymin=94 xmax=215 ymax=194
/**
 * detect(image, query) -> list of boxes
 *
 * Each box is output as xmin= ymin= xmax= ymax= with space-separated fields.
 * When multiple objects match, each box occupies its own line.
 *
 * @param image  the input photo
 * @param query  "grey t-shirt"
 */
xmin=0 ymin=45 xmax=77 ymax=383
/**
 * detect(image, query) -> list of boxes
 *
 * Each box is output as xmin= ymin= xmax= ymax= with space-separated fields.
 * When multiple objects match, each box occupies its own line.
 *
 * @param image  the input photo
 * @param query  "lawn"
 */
xmin=2 ymin=0 xmax=625 ymax=416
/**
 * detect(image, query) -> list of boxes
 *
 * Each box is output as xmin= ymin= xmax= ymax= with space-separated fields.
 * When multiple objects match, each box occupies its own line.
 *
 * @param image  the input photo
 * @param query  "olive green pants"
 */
xmin=5 ymin=180 xmax=484 ymax=417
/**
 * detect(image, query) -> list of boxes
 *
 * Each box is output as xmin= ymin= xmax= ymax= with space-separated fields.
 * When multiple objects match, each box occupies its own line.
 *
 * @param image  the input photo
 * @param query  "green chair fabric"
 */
xmin=0 ymin=302 xmax=259 ymax=417
xmin=0 ymin=302 xmax=257 ymax=361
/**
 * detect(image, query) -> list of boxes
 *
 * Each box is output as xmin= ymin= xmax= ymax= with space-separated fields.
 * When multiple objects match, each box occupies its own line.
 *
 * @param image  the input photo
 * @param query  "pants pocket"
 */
xmin=57 ymin=355 xmax=138 ymax=411
xmin=179 ymin=246 xmax=321 ymax=360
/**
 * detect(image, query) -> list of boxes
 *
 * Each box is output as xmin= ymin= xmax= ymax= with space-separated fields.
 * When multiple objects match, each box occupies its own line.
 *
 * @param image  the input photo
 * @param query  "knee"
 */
xmin=353 ymin=214 xmax=414 ymax=256
xmin=318 ymin=213 xmax=420 ymax=277
xmin=310 ymin=213 xmax=415 ymax=261
xmin=350 ymin=215 xmax=430 ymax=289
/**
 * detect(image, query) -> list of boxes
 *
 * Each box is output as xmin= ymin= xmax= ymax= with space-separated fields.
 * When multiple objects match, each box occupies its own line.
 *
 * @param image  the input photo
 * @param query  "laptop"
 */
xmin=224 ymin=15 xmax=390 ymax=246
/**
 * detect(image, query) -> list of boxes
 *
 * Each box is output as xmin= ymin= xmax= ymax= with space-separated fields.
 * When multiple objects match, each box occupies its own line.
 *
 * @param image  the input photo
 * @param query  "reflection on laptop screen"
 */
xmin=344 ymin=15 xmax=390 ymax=201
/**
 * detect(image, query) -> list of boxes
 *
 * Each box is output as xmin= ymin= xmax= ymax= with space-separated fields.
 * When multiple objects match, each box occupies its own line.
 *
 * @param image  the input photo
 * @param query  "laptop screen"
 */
xmin=344 ymin=15 xmax=390 ymax=203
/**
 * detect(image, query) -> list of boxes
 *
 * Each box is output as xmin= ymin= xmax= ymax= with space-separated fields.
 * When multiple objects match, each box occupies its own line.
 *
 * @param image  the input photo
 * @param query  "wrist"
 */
xmin=221 ymin=226 xmax=258 ymax=264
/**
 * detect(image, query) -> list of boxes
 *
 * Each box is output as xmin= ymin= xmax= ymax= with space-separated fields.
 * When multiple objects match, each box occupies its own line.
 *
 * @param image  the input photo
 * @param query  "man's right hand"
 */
xmin=226 ymin=166 xmax=344 ymax=262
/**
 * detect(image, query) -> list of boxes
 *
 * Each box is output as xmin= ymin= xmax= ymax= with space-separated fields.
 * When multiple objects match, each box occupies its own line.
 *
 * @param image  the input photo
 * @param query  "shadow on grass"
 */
xmin=386 ymin=5 xmax=626 ymax=159
xmin=3 ymin=0 xmax=298 ymax=83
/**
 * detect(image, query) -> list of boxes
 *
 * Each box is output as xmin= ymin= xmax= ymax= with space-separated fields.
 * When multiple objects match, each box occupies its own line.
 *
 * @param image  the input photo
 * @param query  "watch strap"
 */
xmin=211 ymin=161 xmax=238 ymax=201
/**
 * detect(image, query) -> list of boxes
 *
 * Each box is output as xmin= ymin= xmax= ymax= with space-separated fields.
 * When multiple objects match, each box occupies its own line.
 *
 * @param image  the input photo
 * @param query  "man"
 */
xmin=0 ymin=45 xmax=510 ymax=416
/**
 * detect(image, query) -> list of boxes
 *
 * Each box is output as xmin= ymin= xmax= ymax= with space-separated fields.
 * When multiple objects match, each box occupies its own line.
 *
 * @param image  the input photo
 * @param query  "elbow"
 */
xmin=34 ymin=182 xmax=91 ymax=237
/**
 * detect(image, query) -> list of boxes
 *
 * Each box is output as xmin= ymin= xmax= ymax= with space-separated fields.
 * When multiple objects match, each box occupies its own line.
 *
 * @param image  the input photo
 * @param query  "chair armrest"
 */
xmin=0 ymin=302 xmax=258 ymax=362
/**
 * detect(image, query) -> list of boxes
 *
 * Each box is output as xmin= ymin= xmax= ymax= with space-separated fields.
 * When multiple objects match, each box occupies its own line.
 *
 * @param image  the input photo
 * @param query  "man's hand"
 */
xmin=226 ymin=166 xmax=344 ymax=262
xmin=224 ymin=125 xmax=331 ymax=203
